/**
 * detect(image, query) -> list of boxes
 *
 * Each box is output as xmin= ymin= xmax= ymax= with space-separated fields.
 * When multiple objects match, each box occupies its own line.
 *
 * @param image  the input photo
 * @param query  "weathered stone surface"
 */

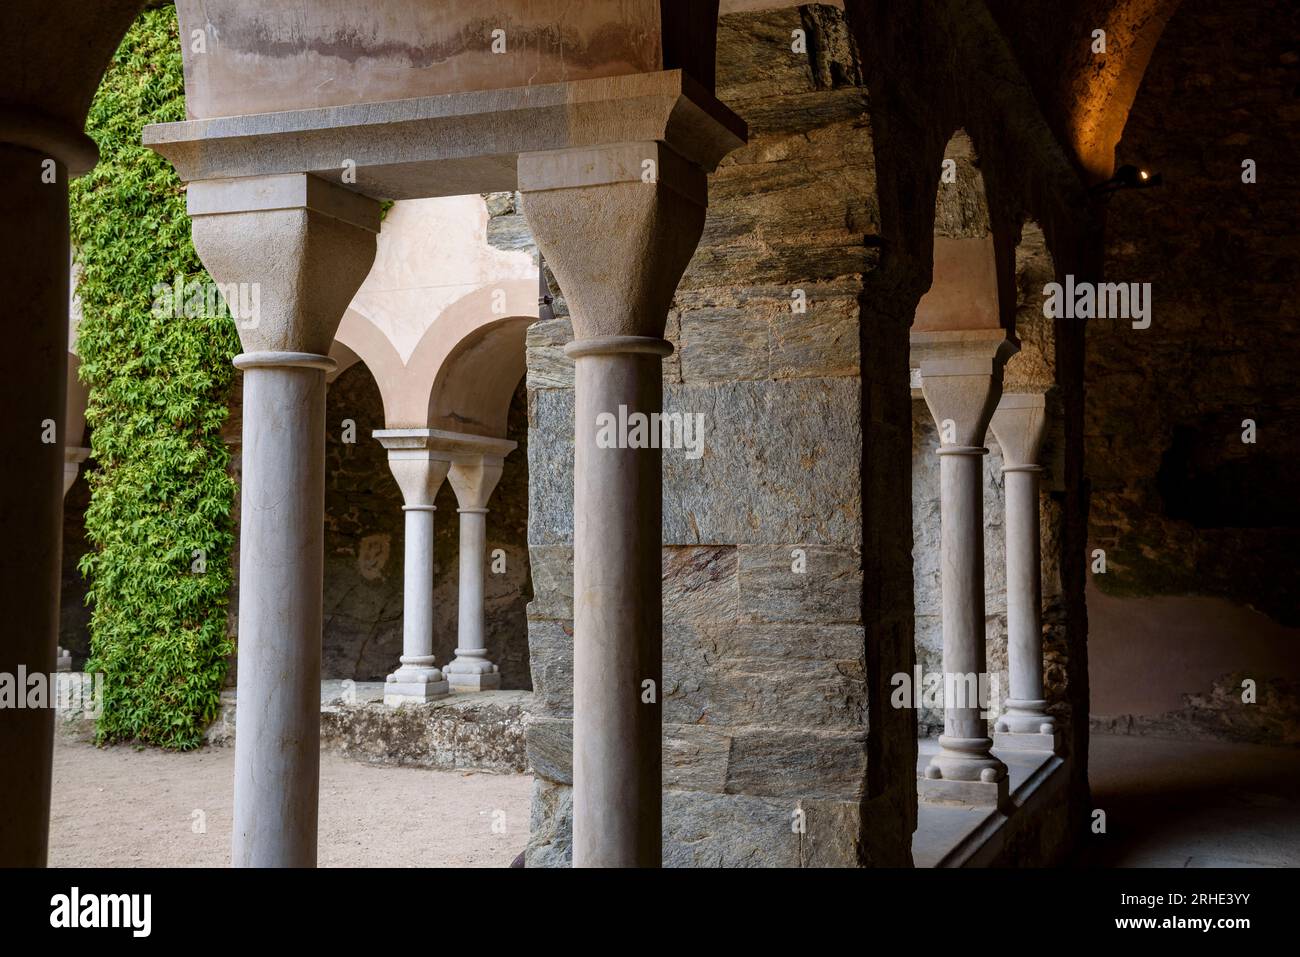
xmin=663 ymin=378 xmax=862 ymax=546
xmin=319 ymin=693 xmax=529 ymax=773
xmin=725 ymin=728 xmax=866 ymax=799
xmin=662 ymin=546 xmax=739 ymax=625
xmin=663 ymin=790 xmax=802 ymax=867
xmin=205 ymin=682 xmax=529 ymax=773
xmin=737 ymin=544 xmax=861 ymax=623
xmin=662 ymin=724 xmax=732 ymax=793
xmin=526 ymin=386 xmax=574 ymax=546
xmin=524 ymin=317 xmax=574 ymax=392
xmin=526 ymin=617 xmax=573 ymax=717
xmin=526 ymin=544 xmax=573 ymax=621
xmin=525 ymin=714 xmax=572 ymax=785
xmin=665 ymin=653 xmax=866 ymax=730
xmin=524 ymin=778 xmax=572 ymax=868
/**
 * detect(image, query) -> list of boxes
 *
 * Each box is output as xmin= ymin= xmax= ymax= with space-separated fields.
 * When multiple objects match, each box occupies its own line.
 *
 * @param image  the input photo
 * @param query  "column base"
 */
xmin=383 ymin=671 xmax=450 ymax=706
xmin=446 ymin=671 xmax=502 ymax=691
xmin=918 ymin=772 xmax=1009 ymax=808
xmin=993 ymin=729 xmax=1060 ymax=753
xmin=443 ymin=651 xmax=500 ymax=691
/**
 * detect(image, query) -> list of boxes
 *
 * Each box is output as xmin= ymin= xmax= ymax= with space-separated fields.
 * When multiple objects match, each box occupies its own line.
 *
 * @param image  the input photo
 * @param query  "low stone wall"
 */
xmin=206 ymin=683 xmax=529 ymax=773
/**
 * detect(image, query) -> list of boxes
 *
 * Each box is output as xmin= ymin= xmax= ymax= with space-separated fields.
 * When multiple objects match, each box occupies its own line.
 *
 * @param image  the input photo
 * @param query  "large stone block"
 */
xmin=525 ymin=714 xmax=573 ymax=785
xmin=724 ymin=728 xmax=867 ymax=800
xmin=658 ymin=378 xmax=861 ymax=546
xmin=524 ymin=778 xmax=572 ymax=868
xmin=662 ymin=545 xmax=739 ymax=625
xmin=737 ymin=544 xmax=861 ymax=623
xmin=663 ymin=790 xmax=802 ymax=867
xmin=527 ymin=387 xmax=574 ymax=546
xmin=665 ymin=653 xmax=866 ymax=731
xmin=526 ymin=544 xmax=573 ymax=621
xmin=527 ymin=618 xmax=573 ymax=717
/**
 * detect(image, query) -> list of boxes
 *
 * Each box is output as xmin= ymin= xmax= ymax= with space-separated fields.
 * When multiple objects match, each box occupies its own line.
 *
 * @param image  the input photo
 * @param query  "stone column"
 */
xmin=520 ymin=142 xmax=708 ymax=867
xmin=0 ymin=118 xmax=96 ymax=865
xmin=916 ymin=332 xmax=1015 ymax=806
xmin=991 ymin=393 xmax=1059 ymax=752
xmin=188 ymin=173 xmax=379 ymax=867
xmin=373 ymin=430 xmax=454 ymax=705
xmin=446 ymin=451 xmax=513 ymax=691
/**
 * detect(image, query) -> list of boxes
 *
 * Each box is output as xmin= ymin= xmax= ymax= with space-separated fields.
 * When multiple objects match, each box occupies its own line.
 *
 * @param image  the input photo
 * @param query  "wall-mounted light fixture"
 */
xmin=1090 ymin=164 xmax=1164 ymax=195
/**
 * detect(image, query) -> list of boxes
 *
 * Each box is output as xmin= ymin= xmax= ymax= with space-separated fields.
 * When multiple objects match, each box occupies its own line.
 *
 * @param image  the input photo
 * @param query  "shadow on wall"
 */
xmin=320 ymin=362 xmax=533 ymax=688
xmin=1088 ymin=582 xmax=1300 ymax=746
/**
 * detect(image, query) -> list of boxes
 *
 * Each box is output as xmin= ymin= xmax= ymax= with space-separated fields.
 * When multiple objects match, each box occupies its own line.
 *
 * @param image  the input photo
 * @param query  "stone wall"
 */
xmin=1086 ymin=0 xmax=1300 ymax=743
xmin=523 ymin=4 xmax=915 ymax=867
xmin=59 ymin=469 xmax=93 ymax=668
xmin=317 ymin=362 xmax=533 ymax=688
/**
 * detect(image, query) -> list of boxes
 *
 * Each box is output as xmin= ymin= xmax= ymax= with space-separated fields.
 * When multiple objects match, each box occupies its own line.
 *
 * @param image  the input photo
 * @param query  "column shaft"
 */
xmin=0 ymin=144 xmax=68 ymax=865
xmin=1005 ymin=468 xmax=1043 ymax=706
xmin=455 ymin=509 xmax=489 ymax=663
xmin=401 ymin=506 xmax=437 ymax=670
xmin=570 ymin=340 xmax=667 ymax=868
xmin=939 ymin=449 xmax=989 ymax=744
xmin=231 ymin=355 xmax=330 ymax=867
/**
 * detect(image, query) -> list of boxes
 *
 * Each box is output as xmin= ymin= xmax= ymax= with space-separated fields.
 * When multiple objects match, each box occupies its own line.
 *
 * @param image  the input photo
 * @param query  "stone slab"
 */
xmin=917 ymin=773 xmax=1009 ymax=808
xmin=993 ymin=730 xmax=1060 ymax=752
xmin=144 ymin=70 xmax=746 ymax=200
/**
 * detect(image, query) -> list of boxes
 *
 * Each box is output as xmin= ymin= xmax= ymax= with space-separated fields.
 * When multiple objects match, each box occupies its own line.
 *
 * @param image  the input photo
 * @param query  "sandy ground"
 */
xmin=49 ymin=733 xmax=533 ymax=867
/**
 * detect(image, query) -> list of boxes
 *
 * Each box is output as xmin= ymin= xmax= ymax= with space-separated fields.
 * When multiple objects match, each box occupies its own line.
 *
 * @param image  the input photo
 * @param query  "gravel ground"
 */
xmin=48 ymin=733 xmax=532 ymax=867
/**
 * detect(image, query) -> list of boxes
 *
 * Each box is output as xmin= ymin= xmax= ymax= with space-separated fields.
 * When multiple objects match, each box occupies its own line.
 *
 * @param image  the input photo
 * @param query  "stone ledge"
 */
xmin=913 ymin=738 xmax=1070 ymax=867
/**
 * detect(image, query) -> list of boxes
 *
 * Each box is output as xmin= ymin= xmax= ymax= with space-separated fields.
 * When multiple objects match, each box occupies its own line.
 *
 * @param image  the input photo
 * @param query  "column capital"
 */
xmin=989 ymin=392 xmax=1049 ymax=470
xmin=448 ymin=454 xmax=510 ymax=512
xmin=913 ymin=330 xmax=1017 ymax=449
xmin=519 ymin=141 xmax=718 ymax=341
xmin=188 ymin=173 xmax=380 ymax=357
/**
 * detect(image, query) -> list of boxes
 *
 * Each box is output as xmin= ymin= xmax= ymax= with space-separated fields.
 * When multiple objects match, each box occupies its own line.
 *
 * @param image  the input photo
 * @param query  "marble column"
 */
xmin=520 ymin=142 xmax=708 ymax=867
xmin=991 ymin=393 xmax=1058 ymax=752
xmin=373 ymin=430 xmax=454 ymax=705
xmin=189 ymin=173 xmax=379 ymax=867
xmin=0 ymin=124 xmax=95 ymax=865
xmin=916 ymin=333 xmax=1015 ymax=806
xmin=446 ymin=451 xmax=513 ymax=691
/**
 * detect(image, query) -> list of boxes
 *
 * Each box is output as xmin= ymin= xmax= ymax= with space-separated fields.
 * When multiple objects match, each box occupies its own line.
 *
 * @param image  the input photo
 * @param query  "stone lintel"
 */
xmin=144 ymin=70 xmax=747 ymax=201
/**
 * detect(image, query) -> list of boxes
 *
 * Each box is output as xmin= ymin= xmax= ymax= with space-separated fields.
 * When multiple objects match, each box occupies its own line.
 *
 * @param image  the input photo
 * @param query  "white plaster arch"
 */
xmin=329 ymin=195 xmax=539 ymax=436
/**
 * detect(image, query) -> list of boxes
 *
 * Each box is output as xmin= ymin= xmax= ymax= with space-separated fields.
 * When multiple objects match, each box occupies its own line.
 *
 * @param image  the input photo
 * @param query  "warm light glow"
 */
xmin=1139 ymin=169 xmax=1150 ymax=180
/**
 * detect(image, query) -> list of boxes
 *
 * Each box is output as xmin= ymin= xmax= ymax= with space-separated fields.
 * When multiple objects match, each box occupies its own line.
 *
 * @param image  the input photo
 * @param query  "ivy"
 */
xmin=70 ymin=6 xmax=239 ymax=750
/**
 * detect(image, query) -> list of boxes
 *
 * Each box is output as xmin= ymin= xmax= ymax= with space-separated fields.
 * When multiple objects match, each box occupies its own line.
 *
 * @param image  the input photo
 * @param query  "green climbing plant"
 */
xmin=70 ymin=5 xmax=240 ymax=749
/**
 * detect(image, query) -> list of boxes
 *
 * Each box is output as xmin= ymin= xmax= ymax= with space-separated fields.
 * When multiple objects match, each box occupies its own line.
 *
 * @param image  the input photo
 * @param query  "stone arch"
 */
xmin=1064 ymin=0 xmax=1185 ymax=183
